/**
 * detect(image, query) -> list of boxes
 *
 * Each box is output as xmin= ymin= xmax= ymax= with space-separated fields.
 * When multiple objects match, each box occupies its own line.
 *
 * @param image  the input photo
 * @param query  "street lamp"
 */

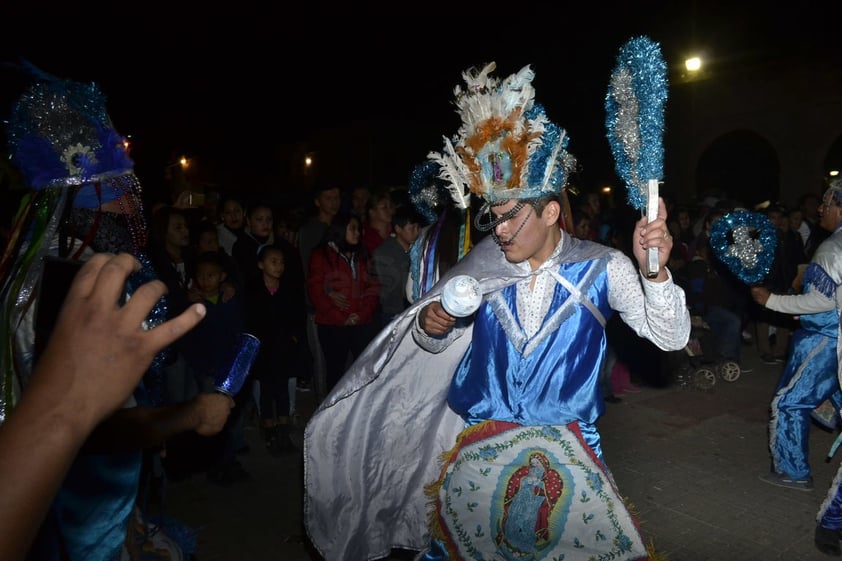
xmin=673 ymin=54 xmax=705 ymax=84
xmin=164 ymin=155 xmax=190 ymax=172
xmin=303 ymin=152 xmax=317 ymax=178
xmin=685 ymin=57 xmax=702 ymax=72
xmin=164 ymin=154 xmax=193 ymax=198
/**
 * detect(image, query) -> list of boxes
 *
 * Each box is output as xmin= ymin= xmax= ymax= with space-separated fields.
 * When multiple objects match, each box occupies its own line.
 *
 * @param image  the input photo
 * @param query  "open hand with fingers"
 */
xmin=33 ymin=252 xmax=208 ymax=429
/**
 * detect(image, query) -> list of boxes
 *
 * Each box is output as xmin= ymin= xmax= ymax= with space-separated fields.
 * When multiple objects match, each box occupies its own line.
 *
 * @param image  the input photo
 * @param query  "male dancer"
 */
xmin=304 ymin=62 xmax=690 ymax=561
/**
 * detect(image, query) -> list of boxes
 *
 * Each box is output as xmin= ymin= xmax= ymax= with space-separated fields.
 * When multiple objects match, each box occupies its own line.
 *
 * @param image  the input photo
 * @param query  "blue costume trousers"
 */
xmin=770 ymin=328 xmax=839 ymax=479
xmin=819 ymin=465 xmax=842 ymax=530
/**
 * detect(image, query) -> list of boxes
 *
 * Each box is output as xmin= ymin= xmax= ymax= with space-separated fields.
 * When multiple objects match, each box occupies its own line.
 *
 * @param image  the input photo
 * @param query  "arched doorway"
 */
xmin=696 ymin=130 xmax=780 ymax=207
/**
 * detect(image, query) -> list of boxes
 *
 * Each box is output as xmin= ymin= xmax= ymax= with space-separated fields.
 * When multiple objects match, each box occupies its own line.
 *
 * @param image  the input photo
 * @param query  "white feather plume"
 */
xmin=539 ymin=128 xmax=567 ymax=190
xmin=453 ymin=62 xmax=535 ymax=131
xmin=428 ymin=137 xmax=471 ymax=210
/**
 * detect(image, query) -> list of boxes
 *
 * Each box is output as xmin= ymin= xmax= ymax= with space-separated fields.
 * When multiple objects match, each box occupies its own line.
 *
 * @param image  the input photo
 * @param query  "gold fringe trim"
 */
xmin=623 ymin=495 xmax=669 ymax=561
xmin=423 ymin=422 xmax=499 ymax=542
xmin=645 ymin=537 xmax=670 ymax=561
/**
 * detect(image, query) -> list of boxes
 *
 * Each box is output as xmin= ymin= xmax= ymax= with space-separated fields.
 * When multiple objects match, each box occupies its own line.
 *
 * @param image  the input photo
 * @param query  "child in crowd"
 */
xmin=181 ymin=252 xmax=245 ymax=392
xmin=245 ymin=245 xmax=308 ymax=456
xmin=176 ymin=251 xmax=249 ymax=485
xmin=232 ymin=200 xmax=275 ymax=285
xmin=372 ymin=205 xmax=422 ymax=326
xmin=216 ymin=194 xmax=245 ymax=256
xmin=195 ymin=220 xmax=242 ymax=290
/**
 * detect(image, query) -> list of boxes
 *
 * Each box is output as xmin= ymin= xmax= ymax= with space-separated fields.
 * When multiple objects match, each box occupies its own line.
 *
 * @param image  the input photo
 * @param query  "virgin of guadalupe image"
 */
xmin=496 ymin=451 xmax=563 ymax=557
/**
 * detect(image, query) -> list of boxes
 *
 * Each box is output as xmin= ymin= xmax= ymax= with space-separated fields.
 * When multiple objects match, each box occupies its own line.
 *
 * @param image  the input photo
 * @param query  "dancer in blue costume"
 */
xmin=304 ymin=62 xmax=690 ymax=561
xmin=802 ymin=182 xmax=842 ymax=558
xmin=0 ymin=66 xmax=233 ymax=561
xmin=749 ymin=181 xmax=842 ymax=556
xmin=752 ymin=181 xmax=842 ymax=495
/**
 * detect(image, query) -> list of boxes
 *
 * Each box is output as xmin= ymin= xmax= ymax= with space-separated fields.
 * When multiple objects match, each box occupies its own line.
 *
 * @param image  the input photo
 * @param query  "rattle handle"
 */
xmin=645 ymin=179 xmax=660 ymax=278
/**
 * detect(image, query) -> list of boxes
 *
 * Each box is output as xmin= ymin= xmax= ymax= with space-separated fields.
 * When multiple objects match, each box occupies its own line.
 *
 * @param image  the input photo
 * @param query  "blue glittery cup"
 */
xmin=214 ymin=333 xmax=261 ymax=397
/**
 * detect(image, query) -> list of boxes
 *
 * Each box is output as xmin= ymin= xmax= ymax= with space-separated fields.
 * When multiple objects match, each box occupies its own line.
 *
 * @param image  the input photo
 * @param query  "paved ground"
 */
xmin=164 ymin=342 xmax=841 ymax=561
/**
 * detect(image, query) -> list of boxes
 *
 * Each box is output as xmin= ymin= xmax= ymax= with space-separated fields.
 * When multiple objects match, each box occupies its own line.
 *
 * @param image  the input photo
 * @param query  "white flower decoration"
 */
xmin=60 ymin=143 xmax=96 ymax=175
xmin=725 ymin=225 xmax=763 ymax=270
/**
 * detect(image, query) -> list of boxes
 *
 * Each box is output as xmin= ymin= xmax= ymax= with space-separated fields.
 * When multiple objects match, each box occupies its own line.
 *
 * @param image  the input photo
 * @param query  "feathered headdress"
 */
xmin=428 ymin=62 xmax=576 ymax=205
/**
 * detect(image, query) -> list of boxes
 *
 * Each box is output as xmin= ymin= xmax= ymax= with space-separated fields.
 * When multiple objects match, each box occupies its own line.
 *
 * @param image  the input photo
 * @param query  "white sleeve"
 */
xmin=606 ymin=253 xmax=691 ymax=352
xmin=766 ymin=290 xmax=835 ymax=315
xmin=410 ymin=308 xmax=467 ymax=353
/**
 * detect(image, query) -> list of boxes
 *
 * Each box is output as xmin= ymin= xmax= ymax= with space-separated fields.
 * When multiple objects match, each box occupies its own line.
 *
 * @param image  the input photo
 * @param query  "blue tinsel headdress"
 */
xmin=6 ymin=62 xmax=135 ymax=207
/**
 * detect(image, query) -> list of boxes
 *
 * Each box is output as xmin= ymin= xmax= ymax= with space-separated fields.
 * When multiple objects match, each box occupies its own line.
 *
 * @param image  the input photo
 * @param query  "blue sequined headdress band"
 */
xmin=427 ymin=62 xmax=577 ymax=208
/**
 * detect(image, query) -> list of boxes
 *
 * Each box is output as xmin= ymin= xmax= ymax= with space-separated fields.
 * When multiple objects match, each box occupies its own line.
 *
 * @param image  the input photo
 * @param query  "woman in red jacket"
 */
xmin=307 ymin=211 xmax=381 ymax=394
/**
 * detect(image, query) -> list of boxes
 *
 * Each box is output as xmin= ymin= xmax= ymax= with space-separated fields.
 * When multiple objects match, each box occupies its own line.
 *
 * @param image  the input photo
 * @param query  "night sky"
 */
xmin=1 ymin=1 xmax=839 ymax=192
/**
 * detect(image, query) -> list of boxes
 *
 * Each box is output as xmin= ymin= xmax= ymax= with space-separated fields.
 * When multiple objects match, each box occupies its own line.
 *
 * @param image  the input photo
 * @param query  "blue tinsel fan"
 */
xmin=708 ymin=210 xmax=777 ymax=284
xmin=605 ymin=36 xmax=668 ymax=210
